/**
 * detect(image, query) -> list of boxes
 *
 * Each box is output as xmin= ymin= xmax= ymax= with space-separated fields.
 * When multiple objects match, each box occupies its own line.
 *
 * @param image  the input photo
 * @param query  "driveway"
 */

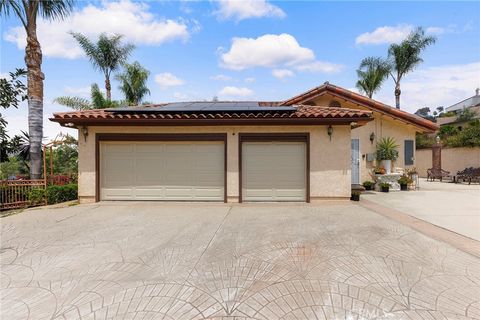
xmin=363 ymin=178 xmax=480 ymax=241
xmin=1 ymin=202 xmax=480 ymax=320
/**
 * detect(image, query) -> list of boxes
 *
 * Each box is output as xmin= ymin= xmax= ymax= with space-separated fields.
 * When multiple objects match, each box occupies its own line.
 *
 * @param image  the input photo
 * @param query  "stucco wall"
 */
xmin=77 ymin=125 xmax=352 ymax=203
xmin=415 ymin=147 xmax=480 ymax=178
xmin=310 ymin=94 xmax=418 ymax=183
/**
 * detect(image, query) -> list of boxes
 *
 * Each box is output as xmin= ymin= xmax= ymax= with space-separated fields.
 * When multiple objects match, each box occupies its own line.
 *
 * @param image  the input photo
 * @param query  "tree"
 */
xmin=0 ymin=68 xmax=27 ymax=142
xmin=355 ymin=57 xmax=390 ymax=98
xmin=71 ymin=32 xmax=135 ymax=101
xmin=54 ymin=83 xmax=122 ymax=110
xmin=414 ymin=107 xmax=433 ymax=120
xmin=388 ymin=27 xmax=436 ymax=109
xmin=0 ymin=0 xmax=74 ymax=179
xmin=115 ymin=61 xmax=150 ymax=105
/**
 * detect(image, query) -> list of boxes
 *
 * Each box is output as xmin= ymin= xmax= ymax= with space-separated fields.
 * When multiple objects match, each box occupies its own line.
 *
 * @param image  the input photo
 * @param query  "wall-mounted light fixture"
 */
xmin=369 ymin=132 xmax=375 ymax=144
xmin=81 ymin=126 xmax=89 ymax=142
xmin=327 ymin=125 xmax=333 ymax=141
xmin=64 ymin=123 xmax=75 ymax=127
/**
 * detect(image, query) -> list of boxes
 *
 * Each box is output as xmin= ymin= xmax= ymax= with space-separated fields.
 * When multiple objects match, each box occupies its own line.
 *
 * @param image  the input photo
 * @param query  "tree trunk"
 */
xmin=395 ymin=83 xmax=401 ymax=109
xmin=105 ymin=76 xmax=111 ymax=101
xmin=25 ymin=21 xmax=44 ymax=180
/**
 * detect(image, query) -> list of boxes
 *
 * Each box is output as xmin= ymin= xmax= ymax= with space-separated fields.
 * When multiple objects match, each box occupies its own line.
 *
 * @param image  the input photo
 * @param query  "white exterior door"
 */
xmin=351 ymin=139 xmax=360 ymax=185
xmin=242 ymin=141 xmax=306 ymax=202
xmin=100 ymin=141 xmax=224 ymax=201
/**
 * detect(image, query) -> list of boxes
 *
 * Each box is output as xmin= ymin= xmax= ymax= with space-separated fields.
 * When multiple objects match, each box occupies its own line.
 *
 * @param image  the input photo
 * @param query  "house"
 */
xmin=437 ymin=88 xmax=480 ymax=130
xmin=50 ymin=83 xmax=437 ymax=203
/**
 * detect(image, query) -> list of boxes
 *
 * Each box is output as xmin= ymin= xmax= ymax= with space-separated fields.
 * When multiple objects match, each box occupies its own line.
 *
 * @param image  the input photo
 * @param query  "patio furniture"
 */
xmin=427 ymin=168 xmax=451 ymax=182
xmin=456 ymin=167 xmax=480 ymax=185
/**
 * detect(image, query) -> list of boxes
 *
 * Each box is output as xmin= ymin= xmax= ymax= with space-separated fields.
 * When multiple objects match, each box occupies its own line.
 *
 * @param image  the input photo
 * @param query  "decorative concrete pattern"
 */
xmin=1 ymin=203 xmax=479 ymax=320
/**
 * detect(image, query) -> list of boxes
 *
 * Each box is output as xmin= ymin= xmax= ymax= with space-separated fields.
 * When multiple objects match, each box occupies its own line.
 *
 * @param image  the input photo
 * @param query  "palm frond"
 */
xmin=54 ymin=96 xmax=91 ymax=110
xmin=38 ymin=0 xmax=74 ymax=20
xmin=115 ymin=61 xmax=150 ymax=105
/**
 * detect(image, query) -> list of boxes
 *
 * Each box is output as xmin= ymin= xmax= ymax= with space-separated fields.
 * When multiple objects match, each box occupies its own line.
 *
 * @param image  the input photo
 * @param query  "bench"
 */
xmin=456 ymin=167 xmax=480 ymax=185
xmin=427 ymin=168 xmax=451 ymax=182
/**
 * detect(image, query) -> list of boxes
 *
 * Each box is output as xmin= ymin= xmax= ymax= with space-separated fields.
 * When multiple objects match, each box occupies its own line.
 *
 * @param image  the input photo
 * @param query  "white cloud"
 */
xmin=375 ymin=62 xmax=480 ymax=113
xmin=220 ymin=33 xmax=343 ymax=74
xmin=210 ymin=74 xmax=232 ymax=81
xmin=244 ymin=77 xmax=255 ymax=83
xmin=4 ymin=0 xmax=190 ymax=59
xmin=218 ymin=86 xmax=254 ymax=99
xmin=214 ymin=0 xmax=285 ymax=21
xmin=426 ymin=27 xmax=445 ymax=35
xmin=355 ymin=24 xmax=413 ymax=45
xmin=155 ymin=73 xmax=185 ymax=89
xmin=272 ymin=69 xmax=294 ymax=79
xmin=173 ymin=92 xmax=189 ymax=100
xmin=64 ymin=86 xmax=91 ymax=98
xmin=0 ymin=72 xmax=9 ymax=79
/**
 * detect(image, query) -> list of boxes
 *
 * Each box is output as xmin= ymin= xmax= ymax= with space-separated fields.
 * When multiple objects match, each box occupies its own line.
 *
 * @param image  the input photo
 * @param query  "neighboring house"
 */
xmin=50 ymin=82 xmax=437 ymax=203
xmin=437 ymin=88 xmax=480 ymax=130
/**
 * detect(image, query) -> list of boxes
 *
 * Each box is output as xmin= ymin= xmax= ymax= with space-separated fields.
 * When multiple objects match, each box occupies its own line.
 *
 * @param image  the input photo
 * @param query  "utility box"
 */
xmin=366 ymin=153 xmax=375 ymax=162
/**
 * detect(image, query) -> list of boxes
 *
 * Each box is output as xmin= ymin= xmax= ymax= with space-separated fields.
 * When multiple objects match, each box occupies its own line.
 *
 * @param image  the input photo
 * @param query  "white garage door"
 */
xmin=242 ymin=141 xmax=307 ymax=202
xmin=100 ymin=141 xmax=224 ymax=201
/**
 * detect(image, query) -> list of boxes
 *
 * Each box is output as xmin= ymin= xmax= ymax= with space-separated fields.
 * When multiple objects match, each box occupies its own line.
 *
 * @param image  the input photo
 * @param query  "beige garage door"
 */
xmin=100 ymin=141 xmax=224 ymax=201
xmin=242 ymin=141 xmax=307 ymax=202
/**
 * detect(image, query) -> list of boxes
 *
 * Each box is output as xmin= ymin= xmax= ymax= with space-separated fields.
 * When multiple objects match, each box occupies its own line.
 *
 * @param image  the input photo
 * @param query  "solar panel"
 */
xmin=112 ymin=101 xmax=296 ymax=113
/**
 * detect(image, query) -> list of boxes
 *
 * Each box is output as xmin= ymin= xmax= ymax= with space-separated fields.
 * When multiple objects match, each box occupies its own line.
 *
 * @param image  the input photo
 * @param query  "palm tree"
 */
xmin=356 ymin=57 xmax=390 ymax=99
xmin=71 ymin=32 xmax=135 ymax=101
xmin=388 ymin=27 xmax=436 ymax=109
xmin=0 ymin=0 xmax=74 ymax=179
xmin=115 ymin=61 xmax=150 ymax=105
xmin=54 ymin=83 xmax=121 ymax=110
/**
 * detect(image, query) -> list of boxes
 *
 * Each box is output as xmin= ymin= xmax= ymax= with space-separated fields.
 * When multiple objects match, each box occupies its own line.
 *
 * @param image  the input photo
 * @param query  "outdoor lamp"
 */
xmin=327 ymin=125 xmax=333 ymax=141
xmin=81 ymin=126 xmax=89 ymax=142
xmin=370 ymin=132 xmax=375 ymax=144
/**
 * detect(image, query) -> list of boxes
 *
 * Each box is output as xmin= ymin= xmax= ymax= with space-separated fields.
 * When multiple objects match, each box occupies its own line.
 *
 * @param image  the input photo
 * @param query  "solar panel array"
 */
xmin=113 ymin=101 xmax=296 ymax=113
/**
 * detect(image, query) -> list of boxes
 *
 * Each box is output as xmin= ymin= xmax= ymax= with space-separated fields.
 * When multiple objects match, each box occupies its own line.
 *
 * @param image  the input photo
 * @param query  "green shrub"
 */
xmin=45 ymin=184 xmax=78 ymax=204
xmin=28 ymin=188 xmax=46 ymax=206
xmin=376 ymin=137 xmax=399 ymax=161
xmin=415 ymin=133 xmax=435 ymax=149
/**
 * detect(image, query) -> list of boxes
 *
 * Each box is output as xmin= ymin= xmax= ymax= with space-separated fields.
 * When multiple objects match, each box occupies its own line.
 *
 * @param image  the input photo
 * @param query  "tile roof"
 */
xmin=281 ymin=82 xmax=439 ymax=132
xmin=50 ymin=105 xmax=373 ymax=126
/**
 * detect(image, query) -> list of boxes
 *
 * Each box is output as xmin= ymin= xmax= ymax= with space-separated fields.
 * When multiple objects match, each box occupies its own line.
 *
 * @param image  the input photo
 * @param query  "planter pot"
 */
xmin=381 ymin=160 xmax=392 ymax=174
xmin=350 ymin=194 xmax=360 ymax=201
xmin=381 ymin=186 xmax=390 ymax=192
xmin=400 ymin=184 xmax=408 ymax=191
xmin=364 ymin=185 xmax=373 ymax=191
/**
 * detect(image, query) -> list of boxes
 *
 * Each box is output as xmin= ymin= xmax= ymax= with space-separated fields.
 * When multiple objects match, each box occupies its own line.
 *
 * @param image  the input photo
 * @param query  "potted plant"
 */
xmin=373 ymin=167 xmax=386 ymax=175
xmin=407 ymin=168 xmax=418 ymax=187
xmin=398 ymin=174 xmax=412 ymax=191
xmin=379 ymin=182 xmax=390 ymax=192
xmin=350 ymin=190 xmax=361 ymax=201
xmin=362 ymin=181 xmax=375 ymax=190
xmin=376 ymin=137 xmax=399 ymax=174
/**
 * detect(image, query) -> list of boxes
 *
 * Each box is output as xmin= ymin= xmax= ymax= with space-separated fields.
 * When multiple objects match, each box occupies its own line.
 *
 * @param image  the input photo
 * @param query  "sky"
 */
xmin=1 ymin=0 xmax=479 ymax=140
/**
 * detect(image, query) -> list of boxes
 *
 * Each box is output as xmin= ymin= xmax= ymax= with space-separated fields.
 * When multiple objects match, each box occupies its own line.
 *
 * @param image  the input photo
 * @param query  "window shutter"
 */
xmin=404 ymin=140 xmax=414 ymax=165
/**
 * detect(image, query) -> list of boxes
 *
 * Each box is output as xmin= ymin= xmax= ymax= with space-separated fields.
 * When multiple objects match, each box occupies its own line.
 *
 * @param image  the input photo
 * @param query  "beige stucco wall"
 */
xmin=415 ymin=147 xmax=480 ymax=178
xmin=77 ymin=125 xmax=352 ymax=203
xmin=310 ymin=94 xmax=418 ymax=183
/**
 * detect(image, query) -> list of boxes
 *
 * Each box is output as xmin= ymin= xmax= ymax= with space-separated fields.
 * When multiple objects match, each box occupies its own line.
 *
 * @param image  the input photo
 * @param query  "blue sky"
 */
xmin=1 ymin=0 xmax=479 ymax=139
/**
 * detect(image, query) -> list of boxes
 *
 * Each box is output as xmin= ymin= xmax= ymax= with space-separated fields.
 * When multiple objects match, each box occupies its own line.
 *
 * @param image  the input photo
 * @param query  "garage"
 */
xmin=240 ymin=134 xmax=309 ymax=202
xmin=99 ymin=136 xmax=226 ymax=201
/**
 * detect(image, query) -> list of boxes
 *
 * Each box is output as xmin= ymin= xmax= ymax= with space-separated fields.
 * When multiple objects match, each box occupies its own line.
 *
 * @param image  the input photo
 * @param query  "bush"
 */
xmin=28 ymin=188 xmax=46 ymax=206
xmin=26 ymin=184 xmax=77 ymax=207
xmin=45 ymin=184 xmax=78 ymax=204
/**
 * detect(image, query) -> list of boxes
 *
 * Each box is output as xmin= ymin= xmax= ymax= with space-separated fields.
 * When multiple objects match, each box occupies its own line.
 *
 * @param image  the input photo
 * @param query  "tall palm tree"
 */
xmin=388 ymin=27 xmax=436 ymax=109
xmin=54 ymin=83 xmax=121 ymax=110
xmin=71 ymin=32 xmax=135 ymax=101
xmin=355 ymin=57 xmax=390 ymax=99
xmin=0 ymin=0 xmax=74 ymax=179
xmin=115 ymin=61 xmax=150 ymax=105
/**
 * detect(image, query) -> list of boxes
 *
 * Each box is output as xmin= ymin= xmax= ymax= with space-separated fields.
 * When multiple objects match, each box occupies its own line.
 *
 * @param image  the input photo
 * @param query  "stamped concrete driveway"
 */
xmin=1 ymin=202 xmax=480 ymax=320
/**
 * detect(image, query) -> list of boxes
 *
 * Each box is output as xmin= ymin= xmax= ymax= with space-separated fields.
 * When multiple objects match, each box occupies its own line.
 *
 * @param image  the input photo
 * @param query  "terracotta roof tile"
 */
xmin=50 ymin=105 xmax=373 ymax=126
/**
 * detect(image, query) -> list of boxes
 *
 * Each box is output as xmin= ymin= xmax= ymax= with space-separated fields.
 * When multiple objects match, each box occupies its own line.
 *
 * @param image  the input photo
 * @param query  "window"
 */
xmin=404 ymin=140 xmax=414 ymax=165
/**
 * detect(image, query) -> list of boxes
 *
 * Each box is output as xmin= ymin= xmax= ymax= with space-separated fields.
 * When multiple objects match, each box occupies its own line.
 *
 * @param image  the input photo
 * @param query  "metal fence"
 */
xmin=0 ymin=180 xmax=47 ymax=210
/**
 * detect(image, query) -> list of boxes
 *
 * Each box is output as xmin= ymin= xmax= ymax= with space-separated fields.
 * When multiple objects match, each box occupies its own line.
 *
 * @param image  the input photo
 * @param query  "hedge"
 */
xmin=27 ymin=183 xmax=78 ymax=205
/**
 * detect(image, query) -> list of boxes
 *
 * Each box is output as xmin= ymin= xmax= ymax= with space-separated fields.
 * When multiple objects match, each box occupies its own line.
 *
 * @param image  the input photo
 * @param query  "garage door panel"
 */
xmin=101 ymin=141 xmax=224 ymax=201
xmin=242 ymin=141 xmax=306 ymax=202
